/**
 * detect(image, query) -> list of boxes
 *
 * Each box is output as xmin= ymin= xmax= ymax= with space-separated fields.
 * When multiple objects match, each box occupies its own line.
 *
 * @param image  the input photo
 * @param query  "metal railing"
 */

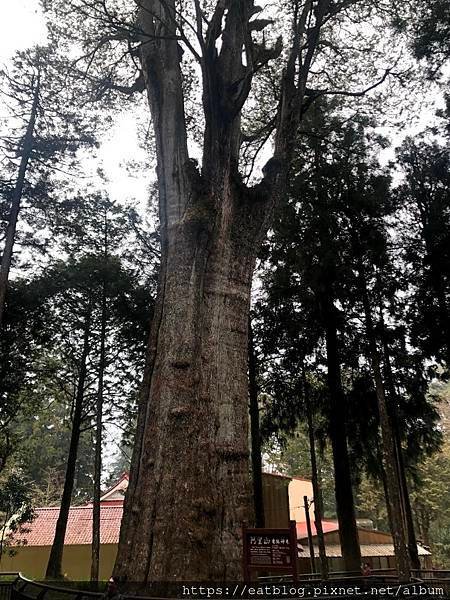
xmin=0 ymin=575 xmax=179 ymax=600
xmin=1 ymin=574 xmax=102 ymax=600
xmin=2 ymin=570 xmax=450 ymax=599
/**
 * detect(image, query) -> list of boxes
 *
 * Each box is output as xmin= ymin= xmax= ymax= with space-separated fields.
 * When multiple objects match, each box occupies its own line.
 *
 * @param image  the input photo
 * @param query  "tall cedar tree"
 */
xmin=0 ymin=45 xmax=97 ymax=329
xmin=255 ymin=109 xmax=442 ymax=577
xmin=43 ymin=198 xmax=153 ymax=579
xmin=396 ymin=138 xmax=450 ymax=372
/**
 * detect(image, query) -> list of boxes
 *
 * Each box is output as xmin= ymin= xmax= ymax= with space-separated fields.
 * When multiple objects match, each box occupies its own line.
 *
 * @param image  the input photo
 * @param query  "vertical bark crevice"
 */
xmin=115 ymin=185 xmax=264 ymax=581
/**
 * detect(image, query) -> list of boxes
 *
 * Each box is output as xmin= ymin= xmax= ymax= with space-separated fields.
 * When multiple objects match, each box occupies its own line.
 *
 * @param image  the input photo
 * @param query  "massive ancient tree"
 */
xmin=40 ymin=0 xmax=402 ymax=582
xmin=107 ymin=0 xmax=398 ymax=581
xmin=114 ymin=3 xmax=291 ymax=581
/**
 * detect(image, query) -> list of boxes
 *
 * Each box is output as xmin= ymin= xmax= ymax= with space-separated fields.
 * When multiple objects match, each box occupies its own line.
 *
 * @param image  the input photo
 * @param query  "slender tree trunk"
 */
xmin=379 ymin=322 xmax=421 ymax=572
xmin=304 ymin=373 xmax=328 ymax=579
xmin=311 ymin=106 xmax=359 ymax=572
xmin=359 ymin=277 xmax=410 ymax=582
xmin=248 ymin=317 xmax=265 ymax=528
xmin=394 ymin=431 xmax=420 ymax=572
xmin=91 ymin=221 xmax=108 ymax=584
xmin=322 ymin=298 xmax=361 ymax=573
xmin=380 ymin=460 xmax=395 ymax=533
xmin=45 ymin=309 xmax=91 ymax=579
xmin=0 ymin=77 xmax=39 ymax=330
xmin=418 ymin=510 xmax=431 ymax=547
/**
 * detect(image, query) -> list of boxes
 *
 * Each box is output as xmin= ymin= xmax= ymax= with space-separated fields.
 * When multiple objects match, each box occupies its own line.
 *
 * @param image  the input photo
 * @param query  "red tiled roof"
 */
xmin=14 ymin=504 xmax=123 ymax=547
xmin=296 ymin=520 xmax=339 ymax=539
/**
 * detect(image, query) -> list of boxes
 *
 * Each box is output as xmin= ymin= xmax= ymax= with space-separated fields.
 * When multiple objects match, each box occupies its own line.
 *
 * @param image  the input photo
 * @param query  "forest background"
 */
xmin=0 ymin=0 xmax=450 ymax=579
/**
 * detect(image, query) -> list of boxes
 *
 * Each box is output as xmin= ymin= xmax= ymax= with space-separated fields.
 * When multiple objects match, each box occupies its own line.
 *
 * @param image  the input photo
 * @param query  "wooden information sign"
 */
xmin=242 ymin=521 xmax=298 ymax=581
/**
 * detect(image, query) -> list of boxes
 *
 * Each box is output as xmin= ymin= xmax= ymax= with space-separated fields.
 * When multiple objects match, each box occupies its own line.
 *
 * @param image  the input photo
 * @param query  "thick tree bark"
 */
xmin=114 ymin=0 xmax=327 ymax=583
xmin=46 ymin=309 xmax=91 ymax=579
xmin=248 ymin=317 xmax=265 ymax=528
xmin=322 ymin=298 xmax=361 ymax=573
xmin=0 ymin=77 xmax=39 ymax=330
xmin=91 ymin=223 xmax=108 ymax=584
xmin=114 ymin=196 xmax=265 ymax=582
xmin=359 ymin=278 xmax=410 ymax=582
xmin=304 ymin=374 xmax=328 ymax=579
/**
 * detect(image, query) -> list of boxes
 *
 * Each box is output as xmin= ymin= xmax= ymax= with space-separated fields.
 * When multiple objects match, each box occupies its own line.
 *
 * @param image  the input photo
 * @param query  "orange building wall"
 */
xmin=288 ymin=478 xmax=314 ymax=523
xmin=0 ymin=544 xmax=117 ymax=581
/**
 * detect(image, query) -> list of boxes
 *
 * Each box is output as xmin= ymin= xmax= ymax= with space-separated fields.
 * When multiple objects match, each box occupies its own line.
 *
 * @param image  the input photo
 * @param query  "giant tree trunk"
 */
xmin=45 ymin=310 xmax=91 ymax=579
xmin=0 ymin=78 xmax=39 ymax=330
xmin=322 ymin=299 xmax=361 ymax=573
xmin=114 ymin=0 xmax=327 ymax=583
xmin=114 ymin=198 xmax=262 ymax=582
xmin=359 ymin=277 xmax=410 ymax=582
xmin=248 ymin=317 xmax=265 ymax=528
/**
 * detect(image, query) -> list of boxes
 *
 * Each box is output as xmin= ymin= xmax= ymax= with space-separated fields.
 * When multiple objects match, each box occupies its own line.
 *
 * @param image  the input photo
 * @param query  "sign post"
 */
xmin=242 ymin=520 xmax=298 ymax=582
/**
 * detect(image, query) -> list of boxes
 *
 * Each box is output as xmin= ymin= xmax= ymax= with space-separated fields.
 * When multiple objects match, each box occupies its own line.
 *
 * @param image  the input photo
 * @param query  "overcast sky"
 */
xmin=0 ymin=0 xmax=151 ymax=208
xmin=1 ymin=1 xmax=446 ymax=181
xmin=0 ymin=1 xmax=46 ymax=59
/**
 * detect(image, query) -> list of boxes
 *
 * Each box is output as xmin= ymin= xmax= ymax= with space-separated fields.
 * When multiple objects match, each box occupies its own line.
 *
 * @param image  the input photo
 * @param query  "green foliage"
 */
xmin=1 ymin=189 xmax=155 ymax=500
xmin=355 ymin=475 xmax=389 ymax=532
xmin=8 ymin=398 xmax=96 ymax=505
xmin=0 ymin=473 xmax=35 ymax=559
xmin=264 ymin=429 xmax=336 ymax=519
xmin=396 ymin=136 xmax=450 ymax=371
xmin=0 ymin=44 xmax=100 ymax=261
xmin=393 ymin=0 xmax=450 ymax=77
xmin=255 ymin=103 xmax=441 ymax=478
xmin=5 ymin=250 xmax=151 ymax=499
xmin=410 ymin=439 xmax=450 ymax=567
xmin=0 ymin=282 xmax=52 ymax=472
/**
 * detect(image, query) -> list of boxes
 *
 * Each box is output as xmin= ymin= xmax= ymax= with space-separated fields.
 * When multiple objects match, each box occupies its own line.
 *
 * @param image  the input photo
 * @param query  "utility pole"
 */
xmin=303 ymin=369 xmax=329 ymax=579
xmin=304 ymin=496 xmax=317 ymax=575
